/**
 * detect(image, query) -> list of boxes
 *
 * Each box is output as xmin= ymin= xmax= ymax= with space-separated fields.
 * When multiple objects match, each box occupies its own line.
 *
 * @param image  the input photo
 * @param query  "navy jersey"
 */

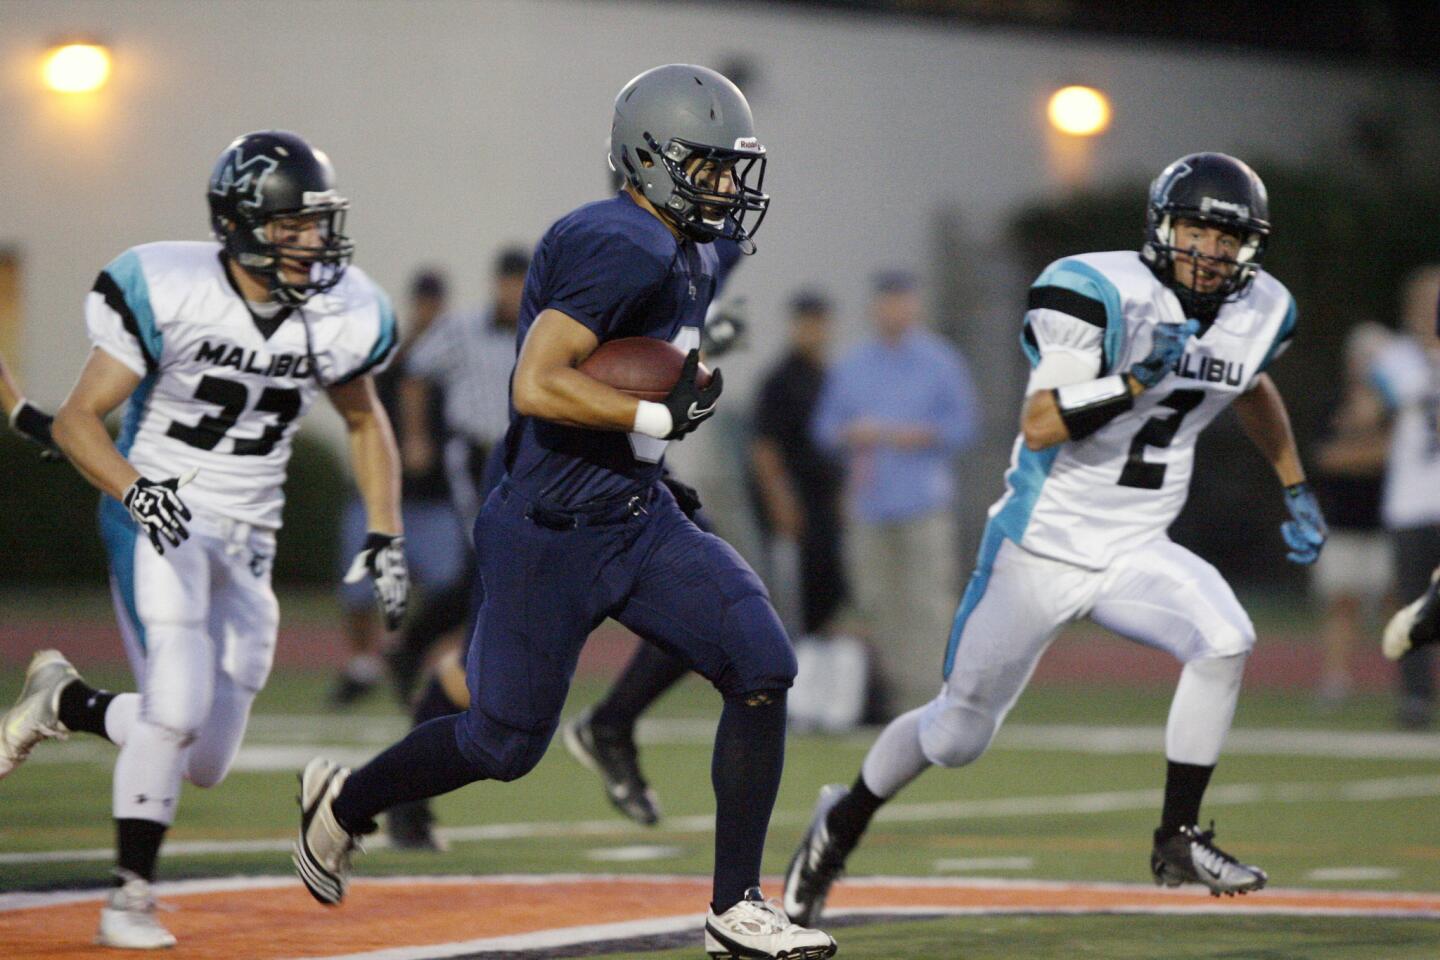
xmin=505 ymin=192 xmax=737 ymax=506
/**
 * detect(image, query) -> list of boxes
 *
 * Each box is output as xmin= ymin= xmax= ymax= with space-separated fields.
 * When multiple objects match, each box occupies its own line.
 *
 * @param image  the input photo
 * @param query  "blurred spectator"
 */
xmin=331 ymin=269 xmax=467 ymax=707
xmin=1310 ymin=322 xmax=1394 ymax=711
xmin=751 ymin=290 xmax=849 ymax=635
xmin=1372 ymin=265 xmax=1440 ymax=729
xmin=750 ymin=290 xmax=864 ymax=729
xmin=408 ymin=246 xmax=531 ymax=527
xmin=812 ymin=270 xmax=980 ymax=711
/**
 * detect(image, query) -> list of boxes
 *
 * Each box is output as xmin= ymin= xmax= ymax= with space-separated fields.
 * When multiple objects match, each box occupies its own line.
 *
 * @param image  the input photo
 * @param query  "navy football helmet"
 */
xmin=1141 ymin=152 xmax=1270 ymax=319
xmin=208 ymin=130 xmax=353 ymax=305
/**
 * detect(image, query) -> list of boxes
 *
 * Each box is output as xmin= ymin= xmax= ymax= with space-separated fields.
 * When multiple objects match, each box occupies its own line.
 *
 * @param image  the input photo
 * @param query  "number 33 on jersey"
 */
xmin=87 ymin=242 xmax=396 ymax=530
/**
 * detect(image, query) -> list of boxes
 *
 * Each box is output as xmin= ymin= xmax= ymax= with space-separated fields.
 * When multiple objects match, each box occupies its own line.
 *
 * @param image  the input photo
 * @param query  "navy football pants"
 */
xmin=454 ymin=479 xmax=796 ymax=780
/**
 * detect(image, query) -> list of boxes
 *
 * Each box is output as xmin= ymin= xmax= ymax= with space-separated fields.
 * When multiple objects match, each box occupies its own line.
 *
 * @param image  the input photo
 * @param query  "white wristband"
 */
xmin=632 ymin=400 xmax=673 ymax=440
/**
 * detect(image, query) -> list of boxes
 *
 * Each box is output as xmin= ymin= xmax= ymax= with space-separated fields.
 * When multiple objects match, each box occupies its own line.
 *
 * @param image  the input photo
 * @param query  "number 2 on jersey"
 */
xmin=1116 ymin=389 xmax=1204 ymax=489
xmin=166 ymin=375 xmax=300 ymax=456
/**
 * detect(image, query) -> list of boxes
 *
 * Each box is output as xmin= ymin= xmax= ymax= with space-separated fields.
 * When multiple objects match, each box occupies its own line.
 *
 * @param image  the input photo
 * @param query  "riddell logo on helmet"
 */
xmin=1200 ymin=197 xmax=1249 ymax=218
xmin=733 ymin=137 xmax=760 ymax=151
xmin=212 ymin=150 xmax=279 ymax=210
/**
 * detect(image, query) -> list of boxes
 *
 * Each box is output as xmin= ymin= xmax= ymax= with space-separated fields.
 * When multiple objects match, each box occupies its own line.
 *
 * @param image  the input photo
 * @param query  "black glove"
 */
xmin=344 ymin=532 xmax=409 ymax=630
xmin=123 ymin=469 xmax=196 ymax=555
xmin=661 ymin=349 xmax=723 ymax=440
xmin=9 ymin=400 xmax=63 ymax=461
xmin=661 ymin=473 xmax=703 ymax=519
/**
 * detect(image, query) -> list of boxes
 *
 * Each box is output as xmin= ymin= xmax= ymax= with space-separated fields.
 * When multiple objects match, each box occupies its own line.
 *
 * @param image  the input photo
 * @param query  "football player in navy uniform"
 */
xmin=294 ymin=64 xmax=836 ymax=960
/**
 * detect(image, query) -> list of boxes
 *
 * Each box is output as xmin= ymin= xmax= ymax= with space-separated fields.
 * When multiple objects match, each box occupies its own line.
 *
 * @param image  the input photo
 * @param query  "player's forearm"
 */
xmin=1235 ymin=375 xmax=1306 ymax=487
xmin=1022 ymin=374 xmax=1143 ymax=451
xmin=52 ymin=405 xmax=140 ymax=499
xmin=347 ymin=414 xmax=402 ymax=536
xmin=512 ymin=364 xmax=639 ymax=431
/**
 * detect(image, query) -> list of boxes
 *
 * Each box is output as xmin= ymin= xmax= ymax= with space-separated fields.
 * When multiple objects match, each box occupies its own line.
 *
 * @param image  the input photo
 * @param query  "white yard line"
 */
xmin=6 ymin=774 xmax=1440 ymax=867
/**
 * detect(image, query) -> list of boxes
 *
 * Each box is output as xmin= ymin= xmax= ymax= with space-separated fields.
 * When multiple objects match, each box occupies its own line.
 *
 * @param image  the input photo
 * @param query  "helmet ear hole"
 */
xmin=635 ymin=148 xmax=655 ymax=169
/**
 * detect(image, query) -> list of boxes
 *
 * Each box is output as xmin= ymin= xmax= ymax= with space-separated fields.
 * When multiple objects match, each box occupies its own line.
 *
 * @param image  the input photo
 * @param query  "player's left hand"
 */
xmin=344 ymin=532 xmax=409 ymax=629
xmin=9 ymin=400 xmax=64 ymax=461
xmin=1280 ymin=481 xmax=1326 ymax=565
xmin=701 ymin=297 xmax=748 ymax=358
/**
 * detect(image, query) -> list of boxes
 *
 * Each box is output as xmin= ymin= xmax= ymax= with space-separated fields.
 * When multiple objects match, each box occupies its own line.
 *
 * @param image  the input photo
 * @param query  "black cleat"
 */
xmin=1151 ymin=822 xmax=1267 ymax=897
xmin=562 ymin=708 xmax=661 ymax=826
xmin=326 ymin=656 xmax=382 ymax=709
xmin=783 ymin=784 xmax=851 ymax=926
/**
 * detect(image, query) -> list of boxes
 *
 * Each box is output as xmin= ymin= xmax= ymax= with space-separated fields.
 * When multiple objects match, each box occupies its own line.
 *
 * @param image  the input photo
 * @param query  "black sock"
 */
xmin=411 ymin=676 xmax=459 ymax=727
xmin=1159 ymin=760 xmax=1214 ymax=838
xmin=57 ymin=680 xmax=117 ymax=742
xmin=115 ymin=818 xmax=167 ymax=883
xmin=590 ymin=642 xmax=690 ymax=734
xmin=332 ymin=714 xmax=487 ymax=833
xmin=825 ymin=773 xmax=886 ymax=853
xmin=711 ymin=690 xmax=787 ymax=914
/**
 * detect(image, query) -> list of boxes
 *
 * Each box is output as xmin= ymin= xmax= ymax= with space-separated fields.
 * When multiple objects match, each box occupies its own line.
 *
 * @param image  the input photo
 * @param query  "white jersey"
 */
xmin=985 ymin=251 xmax=1296 ymax=570
xmin=86 ymin=241 xmax=396 ymax=530
xmin=1372 ymin=336 xmax=1440 ymax=529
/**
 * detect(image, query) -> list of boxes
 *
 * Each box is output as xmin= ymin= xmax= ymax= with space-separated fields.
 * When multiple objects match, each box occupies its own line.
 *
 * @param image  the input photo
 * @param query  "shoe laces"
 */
xmin=724 ymin=893 xmax=792 ymax=934
xmin=1185 ymin=822 xmax=1241 ymax=869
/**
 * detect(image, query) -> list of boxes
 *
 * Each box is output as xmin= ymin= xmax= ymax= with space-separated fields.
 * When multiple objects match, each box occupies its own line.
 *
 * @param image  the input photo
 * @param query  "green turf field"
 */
xmin=3 ymin=659 xmax=1439 ymax=957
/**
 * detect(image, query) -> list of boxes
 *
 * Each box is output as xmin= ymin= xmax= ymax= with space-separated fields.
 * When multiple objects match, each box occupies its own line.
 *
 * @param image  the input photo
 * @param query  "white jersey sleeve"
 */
xmin=1023 ymin=258 xmax=1126 ymax=372
xmin=86 ymin=250 xmax=161 ymax=377
xmin=318 ymin=268 xmax=398 ymax=386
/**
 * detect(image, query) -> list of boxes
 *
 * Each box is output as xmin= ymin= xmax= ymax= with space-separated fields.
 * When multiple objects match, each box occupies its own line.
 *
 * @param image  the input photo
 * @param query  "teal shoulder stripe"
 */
xmin=335 ymin=287 xmax=398 ymax=385
xmin=1032 ymin=259 xmax=1126 ymax=374
xmin=100 ymin=250 xmax=162 ymax=365
xmin=1257 ymin=294 xmax=1297 ymax=374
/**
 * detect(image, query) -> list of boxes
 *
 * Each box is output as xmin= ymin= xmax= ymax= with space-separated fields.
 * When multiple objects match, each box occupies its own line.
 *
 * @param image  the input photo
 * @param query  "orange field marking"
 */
xmin=3 ymin=874 xmax=1438 ymax=959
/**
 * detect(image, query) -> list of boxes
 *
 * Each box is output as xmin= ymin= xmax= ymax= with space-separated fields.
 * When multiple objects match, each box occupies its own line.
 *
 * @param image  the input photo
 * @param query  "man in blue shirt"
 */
xmin=293 ymin=64 xmax=835 ymax=960
xmin=812 ymin=271 xmax=979 ymax=710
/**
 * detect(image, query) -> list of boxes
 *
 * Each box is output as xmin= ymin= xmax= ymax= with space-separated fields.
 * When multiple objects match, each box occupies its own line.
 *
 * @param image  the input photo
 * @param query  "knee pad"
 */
xmin=455 ymin=708 xmax=553 ymax=782
xmin=918 ymin=698 xmax=998 ymax=769
xmin=141 ymin=686 xmax=212 ymax=747
xmin=710 ymin=595 xmax=798 ymax=700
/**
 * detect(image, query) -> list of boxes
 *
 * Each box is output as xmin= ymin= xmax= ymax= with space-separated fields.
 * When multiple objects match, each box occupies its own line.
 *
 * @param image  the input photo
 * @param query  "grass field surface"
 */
xmin=3 ymin=592 xmax=1439 ymax=957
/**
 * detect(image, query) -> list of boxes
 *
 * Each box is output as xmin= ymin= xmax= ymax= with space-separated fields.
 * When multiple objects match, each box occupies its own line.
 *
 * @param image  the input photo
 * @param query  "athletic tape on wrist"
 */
xmin=633 ymin=400 xmax=673 ymax=440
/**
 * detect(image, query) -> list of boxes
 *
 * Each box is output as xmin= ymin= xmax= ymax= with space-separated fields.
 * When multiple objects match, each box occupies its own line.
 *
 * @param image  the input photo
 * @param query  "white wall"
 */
xmin=0 ymin=0 xmax=1413 ymax=445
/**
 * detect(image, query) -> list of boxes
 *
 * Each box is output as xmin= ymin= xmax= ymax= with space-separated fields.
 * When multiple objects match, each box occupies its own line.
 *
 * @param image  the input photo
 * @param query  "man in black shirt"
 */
xmin=751 ymin=290 xmax=848 ymax=637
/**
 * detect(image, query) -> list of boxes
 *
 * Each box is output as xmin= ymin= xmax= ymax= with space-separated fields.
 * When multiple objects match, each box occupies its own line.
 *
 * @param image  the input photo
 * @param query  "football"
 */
xmin=577 ymin=337 xmax=712 ymax=402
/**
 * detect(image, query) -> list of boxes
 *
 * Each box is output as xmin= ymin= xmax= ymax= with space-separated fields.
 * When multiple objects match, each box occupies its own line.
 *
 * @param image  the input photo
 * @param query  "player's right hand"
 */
xmin=1130 ymin=319 xmax=1200 ymax=388
xmin=123 ymin=469 xmax=197 ymax=555
xmin=8 ymin=400 xmax=64 ymax=461
xmin=661 ymin=349 xmax=723 ymax=440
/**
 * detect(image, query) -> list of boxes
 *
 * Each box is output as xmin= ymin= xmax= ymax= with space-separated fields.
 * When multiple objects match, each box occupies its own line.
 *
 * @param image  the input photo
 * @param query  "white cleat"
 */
xmin=96 ymin=870 xmax=176 ymax=950
xmin=705 ymin=887 xmax=837 ymax=959
xmin=0 ymin=649 xmax=79 ymax=779
xmin=293 ymin=757 xmax=361 ymax=905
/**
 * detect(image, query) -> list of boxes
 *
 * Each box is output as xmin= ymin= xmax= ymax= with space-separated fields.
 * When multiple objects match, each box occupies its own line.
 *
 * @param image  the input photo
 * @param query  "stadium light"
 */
xmin=42 ymin=43 xmax=112 ymax=94
xmin=1047 ymin=85 xmax=1110 ymax=138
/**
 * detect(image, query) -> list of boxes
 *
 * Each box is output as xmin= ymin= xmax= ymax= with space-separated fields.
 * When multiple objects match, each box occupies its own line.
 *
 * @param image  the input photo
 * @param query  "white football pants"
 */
xmin=102 ymin=508 xmax=278 ymax=825
xmin=861 ymin=537 xmax=1254 ymax=798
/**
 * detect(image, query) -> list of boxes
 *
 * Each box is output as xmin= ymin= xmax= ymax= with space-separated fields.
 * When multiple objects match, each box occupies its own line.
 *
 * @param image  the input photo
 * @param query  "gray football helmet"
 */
xmin=609 ymin=64 xmax=769 ymax=253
